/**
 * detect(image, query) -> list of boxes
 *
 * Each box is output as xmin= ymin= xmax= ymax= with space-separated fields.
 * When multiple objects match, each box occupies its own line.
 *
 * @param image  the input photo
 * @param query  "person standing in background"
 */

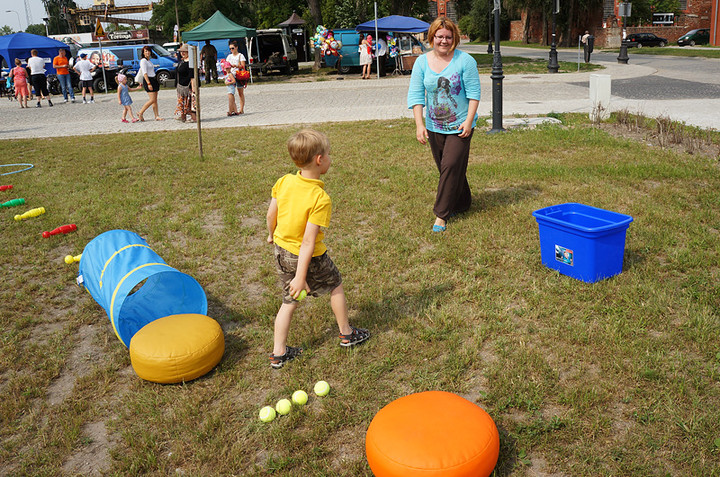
xmin=407 ymin=17 xmax=481 ymax=233
xmin=226 ymin=40 xmax=247 ymax=114
xmin=53 ymin=48 xmax=75 ymax=103
xmin=27 ymin=49 xmax=53 ymax=108
xmin=137 ymin=45 xmax=163 ymax=121
xmin=200 ymin=40 xmax=218 ymax=84
xmin=73 ymin=53 xmax=97 ymax=104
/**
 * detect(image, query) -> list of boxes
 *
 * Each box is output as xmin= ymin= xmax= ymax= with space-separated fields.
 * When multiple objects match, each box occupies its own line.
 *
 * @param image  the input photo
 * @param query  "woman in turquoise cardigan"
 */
xmin=407 ymin=17 xmax=481 ymax=233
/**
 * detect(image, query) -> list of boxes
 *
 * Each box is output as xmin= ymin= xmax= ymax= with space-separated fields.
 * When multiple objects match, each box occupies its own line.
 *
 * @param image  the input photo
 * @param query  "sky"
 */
xmin=1 ymin=0 xmax=151 ymax=31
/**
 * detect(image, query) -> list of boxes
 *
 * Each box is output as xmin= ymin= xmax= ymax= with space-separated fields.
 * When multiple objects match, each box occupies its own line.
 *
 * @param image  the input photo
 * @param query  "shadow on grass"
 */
xmin=355 ymin=283 xmax=455 ymax=333
xmin=206 ymin=292 xmax=250 ymax=365
xmin=623 ymin=246 xmax=647 ymax=270
xmin=493 ymin=424 xmax=521 ymax=476
xmin=465 ymin=185 xmax=542 ymax=221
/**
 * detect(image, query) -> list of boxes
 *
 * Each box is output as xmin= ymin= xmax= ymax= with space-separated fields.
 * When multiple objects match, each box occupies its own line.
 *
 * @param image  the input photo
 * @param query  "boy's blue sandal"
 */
xmin=270 ymin=345 xmax=303 ymax=369
xmin=339 ymin=327 xmax=370 ymax=347
xmin=432 ymin=224 xmax=447 ymax=233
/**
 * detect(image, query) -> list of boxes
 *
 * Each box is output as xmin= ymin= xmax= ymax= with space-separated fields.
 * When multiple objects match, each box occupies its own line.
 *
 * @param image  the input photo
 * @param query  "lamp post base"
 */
xmin=617 ymin=42 xmax=629 ymax=64
xmin=548 ymin=47 xmax=559 ymax=73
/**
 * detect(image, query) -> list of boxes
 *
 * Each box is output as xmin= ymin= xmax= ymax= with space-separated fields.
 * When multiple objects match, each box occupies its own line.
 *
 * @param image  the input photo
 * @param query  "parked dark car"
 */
xmin=625 ymin=33 xmax=668 ymax=48
xmin=677 ymin=28 xmax=710 ymax=46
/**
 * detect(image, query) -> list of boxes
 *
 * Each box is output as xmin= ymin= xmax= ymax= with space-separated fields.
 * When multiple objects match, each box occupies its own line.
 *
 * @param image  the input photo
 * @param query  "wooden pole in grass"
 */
xmin=189 ymin=44 xmax=203 ymax=158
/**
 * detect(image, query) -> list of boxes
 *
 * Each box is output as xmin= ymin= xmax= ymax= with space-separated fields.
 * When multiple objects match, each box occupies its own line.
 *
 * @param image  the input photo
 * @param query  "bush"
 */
xmin=459 ymin=15 xmax=483 ymax=42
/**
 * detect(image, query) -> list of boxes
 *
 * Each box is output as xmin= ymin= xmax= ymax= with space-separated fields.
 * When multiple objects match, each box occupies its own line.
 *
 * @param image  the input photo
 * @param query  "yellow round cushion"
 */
xmin=129 ymin=313 xmax=224 ymax=384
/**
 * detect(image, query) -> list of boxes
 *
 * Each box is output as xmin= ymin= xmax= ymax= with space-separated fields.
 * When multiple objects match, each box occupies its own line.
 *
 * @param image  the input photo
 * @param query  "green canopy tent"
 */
xmin=182 ymin=11 xmax=257 ymax=83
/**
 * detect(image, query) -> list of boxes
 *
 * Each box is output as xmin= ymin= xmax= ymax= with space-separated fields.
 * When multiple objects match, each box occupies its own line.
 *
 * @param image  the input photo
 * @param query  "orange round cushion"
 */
xmin=129 ymin=314 xmax=224 ymax=384
xmin=365 ymin=391 xmax=499 ymax=477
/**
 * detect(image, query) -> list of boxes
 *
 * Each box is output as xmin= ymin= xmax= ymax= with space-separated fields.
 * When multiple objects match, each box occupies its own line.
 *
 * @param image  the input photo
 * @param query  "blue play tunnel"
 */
xmin=78 ymin=230 xmax=207 ymax=347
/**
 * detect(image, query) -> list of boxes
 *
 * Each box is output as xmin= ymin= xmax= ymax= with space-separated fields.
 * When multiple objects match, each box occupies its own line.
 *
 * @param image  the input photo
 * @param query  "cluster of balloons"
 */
xmin=312 ymin=25 xmax=343 ymax=56
xmin=386 ymin=34 xmax=399 ymax=58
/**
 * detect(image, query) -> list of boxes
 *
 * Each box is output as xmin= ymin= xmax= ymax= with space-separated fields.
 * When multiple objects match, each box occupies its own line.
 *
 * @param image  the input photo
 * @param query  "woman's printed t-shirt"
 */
xmin=407 ymin=49 xmax=481 ymax=134
xmin=271 ymin=172 xmax=331 ymax=257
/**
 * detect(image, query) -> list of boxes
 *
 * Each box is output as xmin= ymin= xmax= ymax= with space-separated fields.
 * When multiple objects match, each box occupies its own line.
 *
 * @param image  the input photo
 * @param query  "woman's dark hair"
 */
xmin=142 ymin=45 xmax=153 ymax=58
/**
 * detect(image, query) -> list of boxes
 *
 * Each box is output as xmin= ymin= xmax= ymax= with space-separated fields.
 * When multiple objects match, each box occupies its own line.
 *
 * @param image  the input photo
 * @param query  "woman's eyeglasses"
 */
xmin=434 ymin=35 xmax=453 ymax=42
xmin=230 ymin=47 xmax=236 ymax=50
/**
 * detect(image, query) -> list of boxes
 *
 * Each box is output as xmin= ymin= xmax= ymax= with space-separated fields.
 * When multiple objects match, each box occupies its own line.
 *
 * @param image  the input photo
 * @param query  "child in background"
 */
xmin=265 ymin=129 xmax=370 ymax=369
xmin=10 ymin=59 xmax=29 ymax=108
xmin=221 ymin=59 xmax=238 ymax=116
xmin=116 ymin=74 xmax=138 ymax=123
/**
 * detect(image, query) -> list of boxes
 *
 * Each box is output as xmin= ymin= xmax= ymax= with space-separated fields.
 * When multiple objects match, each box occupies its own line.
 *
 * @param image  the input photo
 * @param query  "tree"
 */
xmin=26 ymin=24 xmax=47 ymax=36
xmin=0 ymin=25 xmax=15 ymax=35
xmin=150 ymin=0 xmax=256 ymax=38
xmin=627 ymin=0 xmax=681 ymax=26
xmin=41 ymin=0 xmax=79 ymax=34
xmin=458 ymin=0 xmax=512 ymax=43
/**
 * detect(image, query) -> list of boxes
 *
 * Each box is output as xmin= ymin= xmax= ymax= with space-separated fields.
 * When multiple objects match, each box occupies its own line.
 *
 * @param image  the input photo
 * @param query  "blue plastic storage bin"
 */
xmin=532 ymin=203 xmax=633 ymax=283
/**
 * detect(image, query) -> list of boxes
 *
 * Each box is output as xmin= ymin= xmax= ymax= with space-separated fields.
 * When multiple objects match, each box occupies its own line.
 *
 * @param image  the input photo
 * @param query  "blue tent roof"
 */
xmin=0 ymin=32 xmax=70 ymax=71
xmin=355 ymin=15 xmax=430 ymax=33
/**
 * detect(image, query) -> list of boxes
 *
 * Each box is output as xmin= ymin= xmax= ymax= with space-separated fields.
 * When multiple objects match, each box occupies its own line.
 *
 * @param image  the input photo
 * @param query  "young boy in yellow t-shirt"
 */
xmin=266 ymin=129 xmax=370 ymax=369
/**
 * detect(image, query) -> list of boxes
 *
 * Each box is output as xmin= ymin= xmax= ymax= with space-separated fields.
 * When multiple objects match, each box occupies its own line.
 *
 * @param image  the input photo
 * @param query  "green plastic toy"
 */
xmin=1 ymin=198 xmax=25 ymax=208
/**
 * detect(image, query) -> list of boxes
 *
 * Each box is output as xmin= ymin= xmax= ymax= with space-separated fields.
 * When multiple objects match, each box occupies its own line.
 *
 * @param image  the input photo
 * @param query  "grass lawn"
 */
xmin=469 ymin=54 xmax=602 ymax=74
xmin=1 ymin=116 xmax=720 ymax=475
xmin=480 ymin=40 xmax=720 ymax=59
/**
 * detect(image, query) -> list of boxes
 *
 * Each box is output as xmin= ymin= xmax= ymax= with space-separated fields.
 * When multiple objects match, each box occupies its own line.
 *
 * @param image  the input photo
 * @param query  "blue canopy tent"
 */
xmin=355 ymin=15 xmax=429 ymax=76
xmin=355 ymin=15 xmax=430 ymax=33
xmin=0 ymin=32 xmax=70 ymax=72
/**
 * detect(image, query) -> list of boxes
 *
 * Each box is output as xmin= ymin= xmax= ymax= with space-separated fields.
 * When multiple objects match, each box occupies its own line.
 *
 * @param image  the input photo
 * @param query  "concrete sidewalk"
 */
xmin=0 ymin=58 xmax=715 ymax=140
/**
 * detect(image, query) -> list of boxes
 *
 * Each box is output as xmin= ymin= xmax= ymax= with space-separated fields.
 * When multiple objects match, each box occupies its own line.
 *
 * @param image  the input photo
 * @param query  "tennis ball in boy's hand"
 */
xmin=296 ymin=290 xmax=307 ymax=301
xmin=292 ymin=390 xmax=308 ymax=406
xmin=276 ymin=398 xmax=292 ymax=415
xmin=314 ymin=380 xmax=330 ymax=397
xmin=259 ymin=406 xmax=276 ymax=422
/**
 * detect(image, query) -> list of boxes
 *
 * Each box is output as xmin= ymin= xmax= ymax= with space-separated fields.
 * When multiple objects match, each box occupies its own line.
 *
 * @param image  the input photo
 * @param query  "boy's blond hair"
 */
xmin=287 ymin=129 xmax=330 ymax=167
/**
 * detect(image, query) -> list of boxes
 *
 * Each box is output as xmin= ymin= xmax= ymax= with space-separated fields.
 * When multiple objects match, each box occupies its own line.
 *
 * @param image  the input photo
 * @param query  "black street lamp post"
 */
xmin=547 ymin=0 xmax=559 ymax=73
xmin=617 ymin=2 xmax=630 ymax=64
xmin=489 ymin=0 xmax=504 ymax=133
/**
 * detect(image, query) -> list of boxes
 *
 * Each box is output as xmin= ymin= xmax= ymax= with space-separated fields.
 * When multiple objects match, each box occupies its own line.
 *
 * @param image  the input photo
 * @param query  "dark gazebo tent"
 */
xmin=182 ymin=11 xmax=256 ymax=41
xmin=182 ymin=11 xmax=257 ymax=83
xmin=278 ymin=12 xmax=308 ymax=61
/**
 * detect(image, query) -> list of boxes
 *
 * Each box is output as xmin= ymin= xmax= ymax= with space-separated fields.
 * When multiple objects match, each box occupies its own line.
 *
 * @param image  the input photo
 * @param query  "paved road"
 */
xmin=0 ymin=45 xmax=717 ymax=140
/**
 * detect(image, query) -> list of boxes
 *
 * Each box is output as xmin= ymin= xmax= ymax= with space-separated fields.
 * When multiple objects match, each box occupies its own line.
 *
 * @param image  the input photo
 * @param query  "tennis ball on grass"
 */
xmin=314 ymin=380 xmax=330 ymax=397
xmin=259 ymin=406 xmax=276 ymax=422
xmin=276 ymin=398 xmax=292 ymax=415
xmin=292 ymin=390 xmax=308 ymax=406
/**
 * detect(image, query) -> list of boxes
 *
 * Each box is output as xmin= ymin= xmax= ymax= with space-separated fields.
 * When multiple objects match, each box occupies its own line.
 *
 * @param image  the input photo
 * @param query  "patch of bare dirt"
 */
xmin=62 ymin=420 xmax=114 ymax=476
xmin=201 ymin=209 xmax=224 ymax=235
xmin=329 ymin=427 xmax=366 ymax=473
xmin=46 ymin=324 xmax=103 ymax=406
xmin=526 ymin=453 xmax=566 ymax=476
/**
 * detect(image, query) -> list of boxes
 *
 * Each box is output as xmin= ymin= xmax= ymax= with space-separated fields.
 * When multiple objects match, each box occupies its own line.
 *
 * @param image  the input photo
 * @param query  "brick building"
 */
xmin=428 ymin=0 xmax=459 ymax=22
xmin=510 ymin=0 xmax=716 ymax=47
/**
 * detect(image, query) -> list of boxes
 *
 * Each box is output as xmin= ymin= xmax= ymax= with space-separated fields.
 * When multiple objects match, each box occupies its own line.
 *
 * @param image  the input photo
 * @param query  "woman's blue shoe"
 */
xmin=432 ymin=224 xmax=447 ymax=233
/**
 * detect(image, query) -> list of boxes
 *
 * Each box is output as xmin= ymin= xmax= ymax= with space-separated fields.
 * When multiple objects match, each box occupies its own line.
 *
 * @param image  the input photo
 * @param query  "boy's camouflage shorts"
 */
xmin=274 ymin=245 xmax=342 ymax=304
